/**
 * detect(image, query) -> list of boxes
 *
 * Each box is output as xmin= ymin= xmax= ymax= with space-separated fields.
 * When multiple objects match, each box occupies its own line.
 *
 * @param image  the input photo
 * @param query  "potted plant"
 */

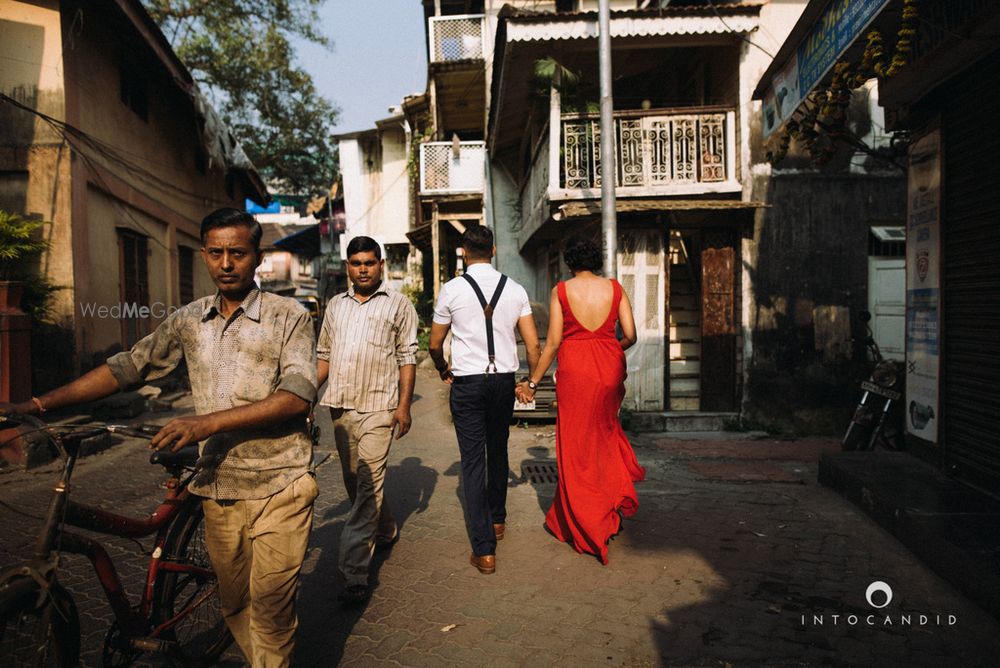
xmin=0 ymin=210 xmax=52 ymax=314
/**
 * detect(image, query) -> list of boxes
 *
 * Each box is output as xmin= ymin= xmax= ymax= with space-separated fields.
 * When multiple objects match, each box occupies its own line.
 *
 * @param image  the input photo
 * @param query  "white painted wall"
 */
xmin=338 ymin=124 xmax=410 ymax=246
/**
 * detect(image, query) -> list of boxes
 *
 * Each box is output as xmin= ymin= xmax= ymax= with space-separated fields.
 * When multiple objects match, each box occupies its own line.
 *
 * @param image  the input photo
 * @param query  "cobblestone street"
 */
xmin=2 ymin=369 xmax=999 ymax=666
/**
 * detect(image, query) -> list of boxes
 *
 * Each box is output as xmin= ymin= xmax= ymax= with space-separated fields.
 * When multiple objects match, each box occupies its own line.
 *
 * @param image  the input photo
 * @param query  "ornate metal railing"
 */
xmin=429 ymin=14 xmax=485 ymax=63
xmin=420 ymin=140 xmax=486 ymax=194
xmin=561 ymin=108 xmax=735 ymax=189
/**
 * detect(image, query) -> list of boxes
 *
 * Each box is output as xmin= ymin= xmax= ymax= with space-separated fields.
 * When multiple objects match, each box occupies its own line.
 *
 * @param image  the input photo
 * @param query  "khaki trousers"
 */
xmin=202 ymin=472 xmax=318 ymax=668
xmin=330 ymin=408 xmax=397 ymax=587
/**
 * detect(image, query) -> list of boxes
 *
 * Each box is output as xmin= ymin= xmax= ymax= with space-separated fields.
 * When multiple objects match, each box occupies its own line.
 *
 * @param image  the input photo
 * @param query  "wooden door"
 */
xmin=700 ymin=229 xmax=736 ymax=411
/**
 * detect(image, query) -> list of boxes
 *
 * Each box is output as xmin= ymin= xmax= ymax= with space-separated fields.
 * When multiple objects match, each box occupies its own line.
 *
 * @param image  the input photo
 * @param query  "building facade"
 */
xmin=757 ymin=0 xmax=1000 ymax=495
xmin=335 ymin=0 xmax=905 ymax=430
xmin=336 ymin=111 xmax=420 ymax=292
xmin=0 ymin=0 xmax=267 ymax=387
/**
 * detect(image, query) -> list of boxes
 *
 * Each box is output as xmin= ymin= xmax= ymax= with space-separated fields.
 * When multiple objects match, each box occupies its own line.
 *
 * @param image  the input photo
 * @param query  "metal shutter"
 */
xmin=942 ymin=49 xmax=1000 ymax=497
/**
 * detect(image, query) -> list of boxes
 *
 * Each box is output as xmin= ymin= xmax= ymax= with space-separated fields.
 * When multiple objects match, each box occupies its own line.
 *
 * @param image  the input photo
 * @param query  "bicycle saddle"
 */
xmin=149 ymin=445 xmax=200 ymax=468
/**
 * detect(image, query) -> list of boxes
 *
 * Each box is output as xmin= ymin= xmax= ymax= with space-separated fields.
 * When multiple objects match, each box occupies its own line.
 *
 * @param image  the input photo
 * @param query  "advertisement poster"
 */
xmin=905 ymin=130 xmax=941 ymax=443
xmin=762 ymin=0 xmax=890 ymax=137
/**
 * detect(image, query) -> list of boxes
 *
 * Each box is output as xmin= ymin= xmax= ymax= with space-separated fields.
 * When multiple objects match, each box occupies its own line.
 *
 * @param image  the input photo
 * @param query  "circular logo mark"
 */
xmin=866 ymin=581 xmax=893 ymax=609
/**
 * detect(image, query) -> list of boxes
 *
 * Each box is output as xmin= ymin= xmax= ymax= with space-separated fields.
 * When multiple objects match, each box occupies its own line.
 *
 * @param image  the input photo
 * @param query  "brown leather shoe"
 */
xmin=493 ymin=523 xmax=506 ymax=540
xmin=469 ymin=553 xmax=496 ymax=574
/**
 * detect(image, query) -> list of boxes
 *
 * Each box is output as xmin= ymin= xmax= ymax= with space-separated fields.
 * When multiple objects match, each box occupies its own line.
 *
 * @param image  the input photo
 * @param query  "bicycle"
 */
xmin=0 ymin=414 xmax=232 ymax=667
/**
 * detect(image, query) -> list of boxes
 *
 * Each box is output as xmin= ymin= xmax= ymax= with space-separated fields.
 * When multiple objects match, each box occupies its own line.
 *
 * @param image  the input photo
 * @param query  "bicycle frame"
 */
xmin=22 ymin=428 xmax=214 ymax=644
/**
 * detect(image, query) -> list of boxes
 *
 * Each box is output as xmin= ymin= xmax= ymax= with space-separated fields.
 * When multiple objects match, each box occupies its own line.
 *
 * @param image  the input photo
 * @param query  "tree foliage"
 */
xmin=143 ymin=0 xmax=339 ymax=195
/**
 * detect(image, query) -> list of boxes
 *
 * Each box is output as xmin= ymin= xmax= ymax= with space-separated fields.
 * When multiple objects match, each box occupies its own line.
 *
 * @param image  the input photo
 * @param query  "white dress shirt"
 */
xmin=432 ymin=262 xmax=532 ymax=376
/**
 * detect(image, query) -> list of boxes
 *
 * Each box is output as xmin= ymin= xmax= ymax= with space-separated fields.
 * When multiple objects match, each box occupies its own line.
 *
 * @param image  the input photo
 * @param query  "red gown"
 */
xmin=544 ymin=279 xmax=646 ymax=564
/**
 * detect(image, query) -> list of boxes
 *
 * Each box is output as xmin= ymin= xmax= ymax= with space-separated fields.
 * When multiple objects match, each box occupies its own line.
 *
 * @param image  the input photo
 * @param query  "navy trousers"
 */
xmin=449 ymin=373 xmax=515 ymax=556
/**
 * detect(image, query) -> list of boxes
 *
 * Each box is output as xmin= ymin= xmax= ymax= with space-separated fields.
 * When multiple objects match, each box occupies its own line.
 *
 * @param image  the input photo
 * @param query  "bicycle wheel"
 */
xmin=153 ymin=497 xmax=232 ymax=667
xmin=0 ymin=576 xmax=80 ymax=668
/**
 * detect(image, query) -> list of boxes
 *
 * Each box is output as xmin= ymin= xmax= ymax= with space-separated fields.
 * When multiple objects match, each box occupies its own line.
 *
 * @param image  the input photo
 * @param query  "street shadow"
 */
xmin=295 ymin=505 xmax=401 ymax=666
xmin=443 ymin=460 xmax=473 ymax=546
xmin=295 ymin=457 xmax=439 ymax=665
xmin=384 ymin=456 xmax=438 ymax=528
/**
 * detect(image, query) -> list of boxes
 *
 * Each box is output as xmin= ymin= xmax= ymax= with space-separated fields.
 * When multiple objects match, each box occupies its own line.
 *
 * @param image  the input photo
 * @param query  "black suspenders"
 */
xmin=461 ymin=273 xmax=508 ymax=374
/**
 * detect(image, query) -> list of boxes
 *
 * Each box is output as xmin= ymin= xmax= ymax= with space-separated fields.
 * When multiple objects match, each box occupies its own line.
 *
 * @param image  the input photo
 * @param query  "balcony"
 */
xmin=559 ymin=107 xmax=738 ymax=196
xmin=420 ymin=141 xmax=485 ymax=195
xmin=515 ymin=106 xmax=741 ymax=249
xmin=429 ymin=14 xmax=485 ymax=64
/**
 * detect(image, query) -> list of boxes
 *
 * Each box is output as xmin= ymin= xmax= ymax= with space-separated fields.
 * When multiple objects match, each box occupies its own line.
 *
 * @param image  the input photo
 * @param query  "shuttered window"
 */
xmin=119 ymin=229 xmax=150 ymax=348
xmin=178 ymin=246 xmax=194 ymax=305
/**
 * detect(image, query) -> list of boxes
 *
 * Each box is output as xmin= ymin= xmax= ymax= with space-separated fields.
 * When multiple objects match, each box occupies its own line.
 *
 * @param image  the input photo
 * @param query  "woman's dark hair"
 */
xmin=461 ymin=225 xmax=494 ymax=259
xmin=563 ymin=235 xmax=602 ymax=272
xmin=346 ymin=235 xmax=382 ymax=260
xmin=200 ymin=207 xmax=263 ymax=249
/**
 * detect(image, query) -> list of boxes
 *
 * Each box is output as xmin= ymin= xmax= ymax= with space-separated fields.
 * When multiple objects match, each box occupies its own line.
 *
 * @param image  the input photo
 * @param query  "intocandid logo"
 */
xmin=865 ymin=581 xmax=893 ymax=609
xmin=801 ymin=581 xmax=957 ymax=628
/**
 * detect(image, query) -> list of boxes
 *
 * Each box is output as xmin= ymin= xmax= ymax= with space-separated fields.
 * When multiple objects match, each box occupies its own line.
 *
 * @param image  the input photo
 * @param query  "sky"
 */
xmin=295 ymin=1 xmax=429 ymax=135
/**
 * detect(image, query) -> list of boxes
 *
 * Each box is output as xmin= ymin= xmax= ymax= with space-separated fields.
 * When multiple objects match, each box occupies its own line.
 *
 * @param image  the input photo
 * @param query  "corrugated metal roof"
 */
xmin=500 ymin=3 xmax=763 ymax=42
xmin=507 ymin=13 xmax=759 ymax=41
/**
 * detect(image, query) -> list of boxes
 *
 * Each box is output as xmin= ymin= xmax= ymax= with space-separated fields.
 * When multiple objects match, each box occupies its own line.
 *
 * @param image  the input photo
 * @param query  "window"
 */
xmin=869 ymin=225 xmax=905 ymax=257
xmin=120 ymin=62 xmax=148 ymax=120
xmin=178 ymin=246 xmax=195 ymax=304
xmin=386 ymin=244 xmax=408 ymax=280
xmin=119 ymin=229 xmax=150 ymax=348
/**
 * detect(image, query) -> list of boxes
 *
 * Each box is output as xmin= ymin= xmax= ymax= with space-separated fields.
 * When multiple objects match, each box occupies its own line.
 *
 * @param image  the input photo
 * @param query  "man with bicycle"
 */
xmin=2 ymin=207 xmax=318 ymax=668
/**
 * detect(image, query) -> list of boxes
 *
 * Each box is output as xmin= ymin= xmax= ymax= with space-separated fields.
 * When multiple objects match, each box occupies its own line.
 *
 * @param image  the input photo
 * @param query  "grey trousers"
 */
xmin=330 ymin=407 xmax=398 ymax=587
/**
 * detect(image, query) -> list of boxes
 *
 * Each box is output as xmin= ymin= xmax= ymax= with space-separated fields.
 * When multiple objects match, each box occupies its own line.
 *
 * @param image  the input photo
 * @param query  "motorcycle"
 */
xmin=842 ymin=311 xmax=905 ymax=452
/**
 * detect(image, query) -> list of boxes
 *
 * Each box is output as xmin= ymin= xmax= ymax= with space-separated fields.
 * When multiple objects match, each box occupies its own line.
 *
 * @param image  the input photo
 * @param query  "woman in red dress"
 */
xmin=518 ymin=236 xmax=646 ymax=564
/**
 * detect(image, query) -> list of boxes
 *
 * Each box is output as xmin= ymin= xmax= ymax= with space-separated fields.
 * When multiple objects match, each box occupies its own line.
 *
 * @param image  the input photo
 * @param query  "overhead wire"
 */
xmin=706 ymin=0 xmax=776 ymax=59
xmin=0 ymin=92 xmax=245 ymax=208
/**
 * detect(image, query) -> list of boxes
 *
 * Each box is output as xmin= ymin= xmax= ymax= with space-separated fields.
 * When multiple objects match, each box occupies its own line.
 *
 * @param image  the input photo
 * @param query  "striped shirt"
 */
xmin=106 ymin=287 xmax=317 ymax=500
xmin=317 ymin=283 xmax=419 ymax=412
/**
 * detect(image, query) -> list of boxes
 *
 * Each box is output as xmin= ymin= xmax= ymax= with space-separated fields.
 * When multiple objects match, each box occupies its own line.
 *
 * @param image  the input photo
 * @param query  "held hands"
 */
xmin=515 ymin=382 xmax=536 ymax=404
xmin=150 ymin=415 xmax=215 ymax=453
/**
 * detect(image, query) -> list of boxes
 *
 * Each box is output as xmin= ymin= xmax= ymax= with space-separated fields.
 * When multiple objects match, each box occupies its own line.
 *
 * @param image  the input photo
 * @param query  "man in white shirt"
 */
xmin=429 ymin=225 xmax=540 ymax=575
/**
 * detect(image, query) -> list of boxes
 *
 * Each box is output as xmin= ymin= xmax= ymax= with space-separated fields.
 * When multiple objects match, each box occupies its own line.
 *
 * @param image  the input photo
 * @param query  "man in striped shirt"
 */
xmin=316 ymin=236 xmax=418 ymax=604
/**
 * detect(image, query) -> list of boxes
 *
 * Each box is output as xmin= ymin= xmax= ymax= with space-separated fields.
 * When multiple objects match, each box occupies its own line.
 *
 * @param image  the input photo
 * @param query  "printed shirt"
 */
xmin=316 ymin=283 xmax=419 ymax=412
xmin=106 ymin=287 xmax=317 ymax=500
xmin=432 ymin=263 xmax=532 ymax=376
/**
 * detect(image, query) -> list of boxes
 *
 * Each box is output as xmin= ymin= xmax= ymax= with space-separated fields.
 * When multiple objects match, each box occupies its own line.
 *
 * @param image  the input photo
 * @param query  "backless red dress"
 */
xmin=544 ymin=279 xmax=646 ymax=564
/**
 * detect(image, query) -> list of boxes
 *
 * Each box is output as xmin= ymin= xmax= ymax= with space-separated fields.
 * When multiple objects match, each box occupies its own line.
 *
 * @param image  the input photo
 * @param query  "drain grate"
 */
xmin=521 ymin=460 xmax=558 ymax=484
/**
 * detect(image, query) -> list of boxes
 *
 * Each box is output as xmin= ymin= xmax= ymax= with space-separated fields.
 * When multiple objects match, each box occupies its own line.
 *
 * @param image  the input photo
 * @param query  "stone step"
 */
xmin=668 ymin=397 xmax=700 ymax=411
xmin=629 ymin=411 xmax=739 ymax=432
xmin=669 ymin=324 xmax=700 ymax=341
xmin=670 ymin=295 xmax=699 ymax=309
xmin=669 ymin=359 xmax=700 ymax=375
xmin=669 ymin=341 xmax=700 ymax=358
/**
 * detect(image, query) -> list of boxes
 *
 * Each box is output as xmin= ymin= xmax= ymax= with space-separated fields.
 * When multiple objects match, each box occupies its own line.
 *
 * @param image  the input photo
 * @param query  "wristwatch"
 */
xmin=526 ymin=379 xmax=538 ymax=391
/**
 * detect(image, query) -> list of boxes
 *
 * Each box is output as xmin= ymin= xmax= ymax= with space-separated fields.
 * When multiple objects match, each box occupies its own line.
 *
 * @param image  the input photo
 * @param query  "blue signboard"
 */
xmin=762 ymin=0 xmax=890 ymax=137
xmin=246 ymin=198 xmax=280 ymax=215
